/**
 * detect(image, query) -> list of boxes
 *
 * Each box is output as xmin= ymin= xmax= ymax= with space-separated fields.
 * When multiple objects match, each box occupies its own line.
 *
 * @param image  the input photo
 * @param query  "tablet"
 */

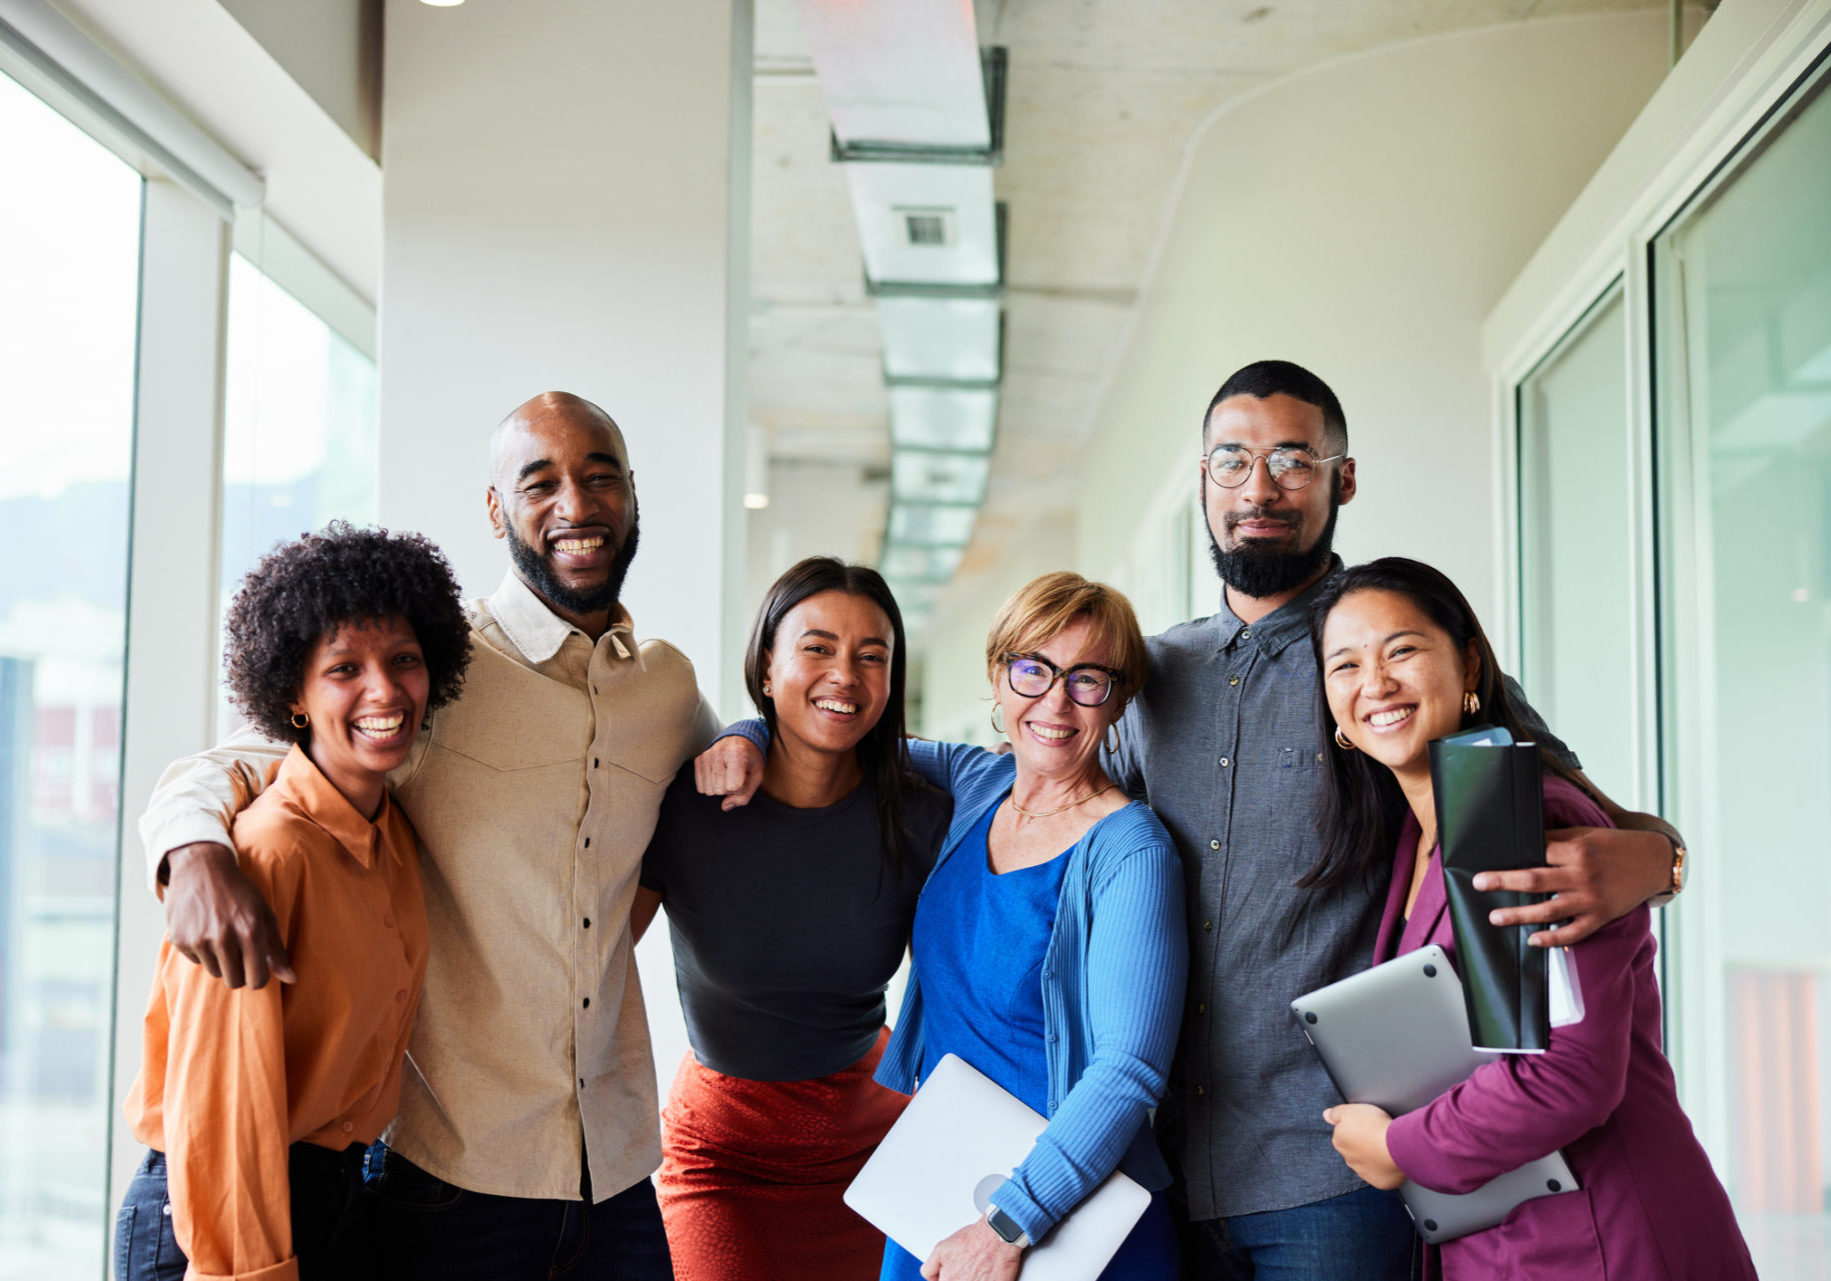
xmin=1292 ymin=945 xmax=1579 ymax=1243
xmin=843 ymin=1053 xmax=1150 ymax=1280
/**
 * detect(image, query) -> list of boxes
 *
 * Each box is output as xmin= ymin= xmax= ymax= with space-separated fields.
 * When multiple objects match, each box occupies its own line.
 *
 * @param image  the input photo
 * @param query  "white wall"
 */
xmin=1071 ymin=12 xmax=1675 ymax=633
xmin=378 ymin=0 xmax=754 ymax=1098
xmin=378 ymin=0 xmax=752 ymax=716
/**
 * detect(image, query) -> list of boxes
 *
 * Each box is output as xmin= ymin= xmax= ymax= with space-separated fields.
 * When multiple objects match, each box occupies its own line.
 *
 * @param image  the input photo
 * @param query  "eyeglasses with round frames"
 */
xmin=1002 ymin=653 xmax=1123 ymax=707
xmin=1203 ymin=444 xmax=1343 ymax=491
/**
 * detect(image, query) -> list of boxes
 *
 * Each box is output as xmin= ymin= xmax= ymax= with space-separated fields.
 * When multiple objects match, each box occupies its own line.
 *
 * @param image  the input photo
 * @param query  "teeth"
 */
xmin=553 ymin=537 xmax=604 ymax=553
xmin=814 ymin=699 xmax=858 ymax=714
xmin=1369 ymin=708 xmax=1414 ymax=728
xmin=353 ymin=715 xmax=405 ymax=739
xmin=1030 ymin=726 xmax=1073 ymax=740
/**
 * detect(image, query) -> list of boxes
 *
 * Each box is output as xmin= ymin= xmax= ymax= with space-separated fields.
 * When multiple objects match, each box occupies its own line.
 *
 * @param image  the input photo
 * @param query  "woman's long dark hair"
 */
xmin=1301 ymin=557 xmax=1581 ymax=891
xmin=743 ymin=556 xmax=919 ymax=876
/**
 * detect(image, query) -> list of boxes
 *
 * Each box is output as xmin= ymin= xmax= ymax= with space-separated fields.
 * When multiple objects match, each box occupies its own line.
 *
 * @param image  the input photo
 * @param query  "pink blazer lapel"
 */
xmin=1397 ymin=845 xmax=1450 ymax=957
xmin=1374 ymin=818 xmax=1421 ymax=964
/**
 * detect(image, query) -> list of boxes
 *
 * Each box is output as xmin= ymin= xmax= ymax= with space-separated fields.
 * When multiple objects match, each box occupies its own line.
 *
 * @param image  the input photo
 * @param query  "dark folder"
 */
xmin=1429 ymin=726 xmax=1549 ymax=1053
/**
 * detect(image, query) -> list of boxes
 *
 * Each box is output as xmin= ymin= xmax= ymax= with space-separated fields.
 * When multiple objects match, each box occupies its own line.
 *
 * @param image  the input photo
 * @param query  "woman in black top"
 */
xmin=632 ymin=557 xmax=950 ymax=1281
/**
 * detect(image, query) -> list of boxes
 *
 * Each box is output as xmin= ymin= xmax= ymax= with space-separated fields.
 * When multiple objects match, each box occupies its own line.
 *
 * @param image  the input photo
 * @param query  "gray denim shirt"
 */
xmin=1109 ymin=563 xmax=1573 ymax=1221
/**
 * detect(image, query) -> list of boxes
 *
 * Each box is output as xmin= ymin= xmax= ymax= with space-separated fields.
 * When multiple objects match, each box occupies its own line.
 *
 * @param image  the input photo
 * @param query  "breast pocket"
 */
xmin=429 ymin=648 xmax=590 ymax=772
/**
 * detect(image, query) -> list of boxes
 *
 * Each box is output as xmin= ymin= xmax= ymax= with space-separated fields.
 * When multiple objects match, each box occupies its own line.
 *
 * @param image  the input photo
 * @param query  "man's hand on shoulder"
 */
xmin=163 ymin=842 xmax=294 ymax=989
xmin=1473 ymin=826 xmax=1675 ymax=948
xmin=693 ymin=735 xmax=765 ymax=811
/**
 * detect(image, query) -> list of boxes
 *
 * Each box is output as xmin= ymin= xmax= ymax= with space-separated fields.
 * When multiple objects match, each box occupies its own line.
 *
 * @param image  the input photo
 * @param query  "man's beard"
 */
xmin=1206 ymin=477 xmax=1340 ymax=600
xmin=505 ymin=517 xmax=640 ymax=617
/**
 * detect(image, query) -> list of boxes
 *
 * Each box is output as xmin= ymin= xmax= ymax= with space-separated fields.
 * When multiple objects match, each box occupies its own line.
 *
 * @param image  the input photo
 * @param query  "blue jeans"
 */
xmin=115 ymin=1144 xmax=372 ymax=1281
xmin=1174 ymin=1185 xmax=1417 ymax=1281
xmin=359 ymin=1141 xmax=673 ymax=1281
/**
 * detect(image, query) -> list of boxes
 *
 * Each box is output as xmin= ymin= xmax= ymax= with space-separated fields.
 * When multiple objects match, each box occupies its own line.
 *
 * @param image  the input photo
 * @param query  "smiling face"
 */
xmin=487 ymin=395 xmax=638 ymax=628
xmin=1320 ymin=588 xmax=1479 ymax=782
xmin=1202 ymin=392 xmax=1355 ymax=601
xmin=995 ymin=616 xmax=1124 ymax=788
xmin=289 ymin=614 xmax=430 ymax=816
xmin=764 ymin=590 xmax=894 ymax=765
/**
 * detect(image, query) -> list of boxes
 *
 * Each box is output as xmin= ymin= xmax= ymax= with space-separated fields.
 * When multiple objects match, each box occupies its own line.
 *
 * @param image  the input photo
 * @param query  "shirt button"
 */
xmin=582 ymin=997 xmax=591 ymax=1009
xmin=583 ymin=837 xmax=591 ymax=848
xmin=1219 ymin=757 xmax=1230 ymax=768
xmin=593 ymin=758 xmax=600 ymax=768
xmin=1195 ymin=1003 xmax=1207 ymax=1014
xmin=383 ymin=914 xmax=395 ymax=929
xmin=583 ymin=917 xmax=592 ymax=929
xmin=1208 ymin=839 xmax=1220 ymax=850
xmin=1046 ymin=1032 xmax=1058 ymax=1043
xmin=1240 ymin=629 xmax=1252 ymax=640
xmin=1202 ymin=920 xmax=1213 ymax=932
xmin=1195 ymin=1084 xmax=1206 ymax=1096
xmin=579 ymin=1078 xmax=586 ymax=1089
xmin=1229 ymin=676 xmax=1240 ymax=686
xmin=1316 ymin=752 xmax=1324 ymax=762
xmin=396 ymin=989 xmax=407 ymax=1002
xmin=341 ymin=1121 xmax=354 ymax=1134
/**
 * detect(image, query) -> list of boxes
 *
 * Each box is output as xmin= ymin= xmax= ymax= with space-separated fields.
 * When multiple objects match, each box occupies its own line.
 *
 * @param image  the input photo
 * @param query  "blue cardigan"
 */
xmin=724 ymin=722 xmax=1187 ymax=1242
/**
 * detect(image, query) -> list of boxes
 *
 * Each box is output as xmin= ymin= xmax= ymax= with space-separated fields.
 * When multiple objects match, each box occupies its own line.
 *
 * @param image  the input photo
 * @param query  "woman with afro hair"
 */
xmin=117 ymin=522 xmax=472 ymax=1281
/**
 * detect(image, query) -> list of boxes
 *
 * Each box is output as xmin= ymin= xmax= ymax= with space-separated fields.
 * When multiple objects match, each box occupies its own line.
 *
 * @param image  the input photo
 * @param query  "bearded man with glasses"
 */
xmin=1104 ymin=359 xmax=1692 ymax=1280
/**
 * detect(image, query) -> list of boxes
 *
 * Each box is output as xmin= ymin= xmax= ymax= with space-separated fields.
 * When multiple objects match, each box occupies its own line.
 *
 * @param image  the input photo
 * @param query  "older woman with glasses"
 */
xmin=708 ymin=571 xmax=1186 ymax=1280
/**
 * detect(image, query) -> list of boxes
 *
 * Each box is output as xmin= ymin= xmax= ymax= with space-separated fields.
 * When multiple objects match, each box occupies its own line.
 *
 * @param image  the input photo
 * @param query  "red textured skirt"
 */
xmin=656 ymin=1027 xmax=908 ymax=1281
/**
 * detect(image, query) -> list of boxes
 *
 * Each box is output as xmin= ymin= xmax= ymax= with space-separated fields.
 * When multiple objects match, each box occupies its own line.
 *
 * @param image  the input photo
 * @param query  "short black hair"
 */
xmin=223 ymin=521 xmax=473 ymax=744
xmin=1204 ymin=359 xmax=1348 ymax=452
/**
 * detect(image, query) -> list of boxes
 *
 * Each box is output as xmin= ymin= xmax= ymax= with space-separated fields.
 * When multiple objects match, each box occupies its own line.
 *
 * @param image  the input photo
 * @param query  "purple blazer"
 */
xmin=1376 ymin=777 xmax=1755 ymax=1280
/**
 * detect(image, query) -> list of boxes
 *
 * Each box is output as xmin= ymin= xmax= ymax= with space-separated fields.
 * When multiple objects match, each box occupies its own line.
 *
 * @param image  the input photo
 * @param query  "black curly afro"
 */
xmin=223 ymin=521 xmax=473 ymax=744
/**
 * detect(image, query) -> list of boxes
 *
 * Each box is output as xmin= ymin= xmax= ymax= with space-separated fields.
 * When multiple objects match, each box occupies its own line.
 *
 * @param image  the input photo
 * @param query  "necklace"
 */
xmin=1008 ymin=782 xmax=1116 ymax=820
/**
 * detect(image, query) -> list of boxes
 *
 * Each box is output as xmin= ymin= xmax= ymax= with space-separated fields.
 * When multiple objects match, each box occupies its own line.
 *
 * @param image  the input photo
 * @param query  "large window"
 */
xmin=1516 ymin=284 xmax=1640 ymax=802
xmin=1652 ymin=63 xmax=1831 ymax=1278
xmin=216 ymin=256 xmax=379 ymax=733
xmin=0 ymin=69 xmax=142 ymax=1279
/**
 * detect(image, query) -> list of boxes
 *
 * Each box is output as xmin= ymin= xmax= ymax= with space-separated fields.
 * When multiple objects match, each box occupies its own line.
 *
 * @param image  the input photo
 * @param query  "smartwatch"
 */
xmin=985 ymin=1204 xmax=1031 ymax=1249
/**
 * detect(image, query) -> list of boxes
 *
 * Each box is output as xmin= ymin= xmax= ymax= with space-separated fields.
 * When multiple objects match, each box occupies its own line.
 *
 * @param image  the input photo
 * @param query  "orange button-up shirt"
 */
xmin=125 ymin=745 xmax=428 ymax=1281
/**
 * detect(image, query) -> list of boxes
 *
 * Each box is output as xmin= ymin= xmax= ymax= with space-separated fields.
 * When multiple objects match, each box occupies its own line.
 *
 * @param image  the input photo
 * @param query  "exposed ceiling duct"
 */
xmin=795 ymin=0 xmax=1005 ymax=632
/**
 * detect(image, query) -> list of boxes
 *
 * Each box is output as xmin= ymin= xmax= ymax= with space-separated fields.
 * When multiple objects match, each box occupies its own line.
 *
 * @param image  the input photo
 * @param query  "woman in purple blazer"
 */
xmin=1302 ymin=558 xmax=1754 ymax=1281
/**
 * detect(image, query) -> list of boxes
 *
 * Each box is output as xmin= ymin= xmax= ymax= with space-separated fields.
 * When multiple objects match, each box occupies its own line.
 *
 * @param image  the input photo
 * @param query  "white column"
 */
xmin=110 ymin=176 xmax=230 ymax=1221
xmin=378 ymin=0 xmax=753 ymax=714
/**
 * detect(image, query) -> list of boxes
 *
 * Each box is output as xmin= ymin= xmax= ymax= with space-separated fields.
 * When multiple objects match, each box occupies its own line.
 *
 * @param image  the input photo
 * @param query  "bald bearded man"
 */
xmin=141 ymin=392 xmax=718 ymax=1280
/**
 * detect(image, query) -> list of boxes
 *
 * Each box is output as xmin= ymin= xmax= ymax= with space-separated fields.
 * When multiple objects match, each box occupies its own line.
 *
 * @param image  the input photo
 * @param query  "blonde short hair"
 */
xmin=983 ymin=572 xmax=1148 ymax=706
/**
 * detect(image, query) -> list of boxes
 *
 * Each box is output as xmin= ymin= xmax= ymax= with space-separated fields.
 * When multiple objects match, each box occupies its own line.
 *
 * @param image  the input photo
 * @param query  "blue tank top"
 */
xmin=910 ymin=798 xmax=1068 ymax=1113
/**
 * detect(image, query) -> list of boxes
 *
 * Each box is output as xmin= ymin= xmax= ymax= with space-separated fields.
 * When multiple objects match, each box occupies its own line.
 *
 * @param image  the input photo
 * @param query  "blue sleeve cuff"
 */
xmin=719 ymin=717 xmax=770 ymax=753
xmin=989 ymin=1176 xmax=1053 ymax=1244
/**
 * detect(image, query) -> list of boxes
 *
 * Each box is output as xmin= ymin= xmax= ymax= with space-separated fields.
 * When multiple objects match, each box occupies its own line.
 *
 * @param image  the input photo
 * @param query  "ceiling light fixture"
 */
xmin=419 ymin=0 xmax=465 ymax=7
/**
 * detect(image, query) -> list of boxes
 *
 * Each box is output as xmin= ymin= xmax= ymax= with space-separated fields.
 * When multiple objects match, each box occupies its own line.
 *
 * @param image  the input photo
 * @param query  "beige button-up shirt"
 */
xmin=140 ymin=572 xmax=719 ymax=1202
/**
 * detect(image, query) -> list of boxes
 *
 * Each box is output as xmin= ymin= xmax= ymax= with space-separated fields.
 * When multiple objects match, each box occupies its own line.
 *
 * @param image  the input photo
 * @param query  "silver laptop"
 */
xmin=1292 ymin=945 xmax=1579 ymax=1244
xmin=844 ymin=1053 xmax=1150 ymax=1280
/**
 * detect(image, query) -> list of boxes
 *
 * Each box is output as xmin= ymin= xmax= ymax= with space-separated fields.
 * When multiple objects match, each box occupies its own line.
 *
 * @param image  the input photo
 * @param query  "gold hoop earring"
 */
xmin=291 ymin=711 xmax=310 ymax=730
xmin=1463 ymin=690 xmax=1481 ymax=717
xmin=990 ymin=703 xmax=1006 ymax=735
xmin=1105 ymin=723 xmax=1121 ymax=755
xmin=1333 ymin=726 xmax=1355 ymax=751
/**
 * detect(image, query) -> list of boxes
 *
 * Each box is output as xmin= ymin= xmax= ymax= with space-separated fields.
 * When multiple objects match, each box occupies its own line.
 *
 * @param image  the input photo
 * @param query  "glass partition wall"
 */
xmin=1517 ymin=285 xmax=1640 ymax=804
xmin=1518 ymin=54 xmax=1831 ymax=1279
xmin=1652 ymin=61 xmax=1831 ymax=1276
xmin=0 ymin=70 xmax=142 ymax=1279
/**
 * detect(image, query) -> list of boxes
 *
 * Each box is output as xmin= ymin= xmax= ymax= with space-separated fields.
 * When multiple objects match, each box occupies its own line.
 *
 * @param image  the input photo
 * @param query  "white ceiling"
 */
xmin=744 ymin=0 xmax=1670 ymax=621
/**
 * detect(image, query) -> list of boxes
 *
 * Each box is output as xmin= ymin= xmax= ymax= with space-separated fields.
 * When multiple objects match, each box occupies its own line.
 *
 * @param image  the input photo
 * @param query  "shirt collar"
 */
xmin=1212 ymin=554 xmax=1345 ymax=656
xmin=271 ymin=744 xmax=397 ymax=870
xmin=486 ymin=571 xmax=636 ymax=664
